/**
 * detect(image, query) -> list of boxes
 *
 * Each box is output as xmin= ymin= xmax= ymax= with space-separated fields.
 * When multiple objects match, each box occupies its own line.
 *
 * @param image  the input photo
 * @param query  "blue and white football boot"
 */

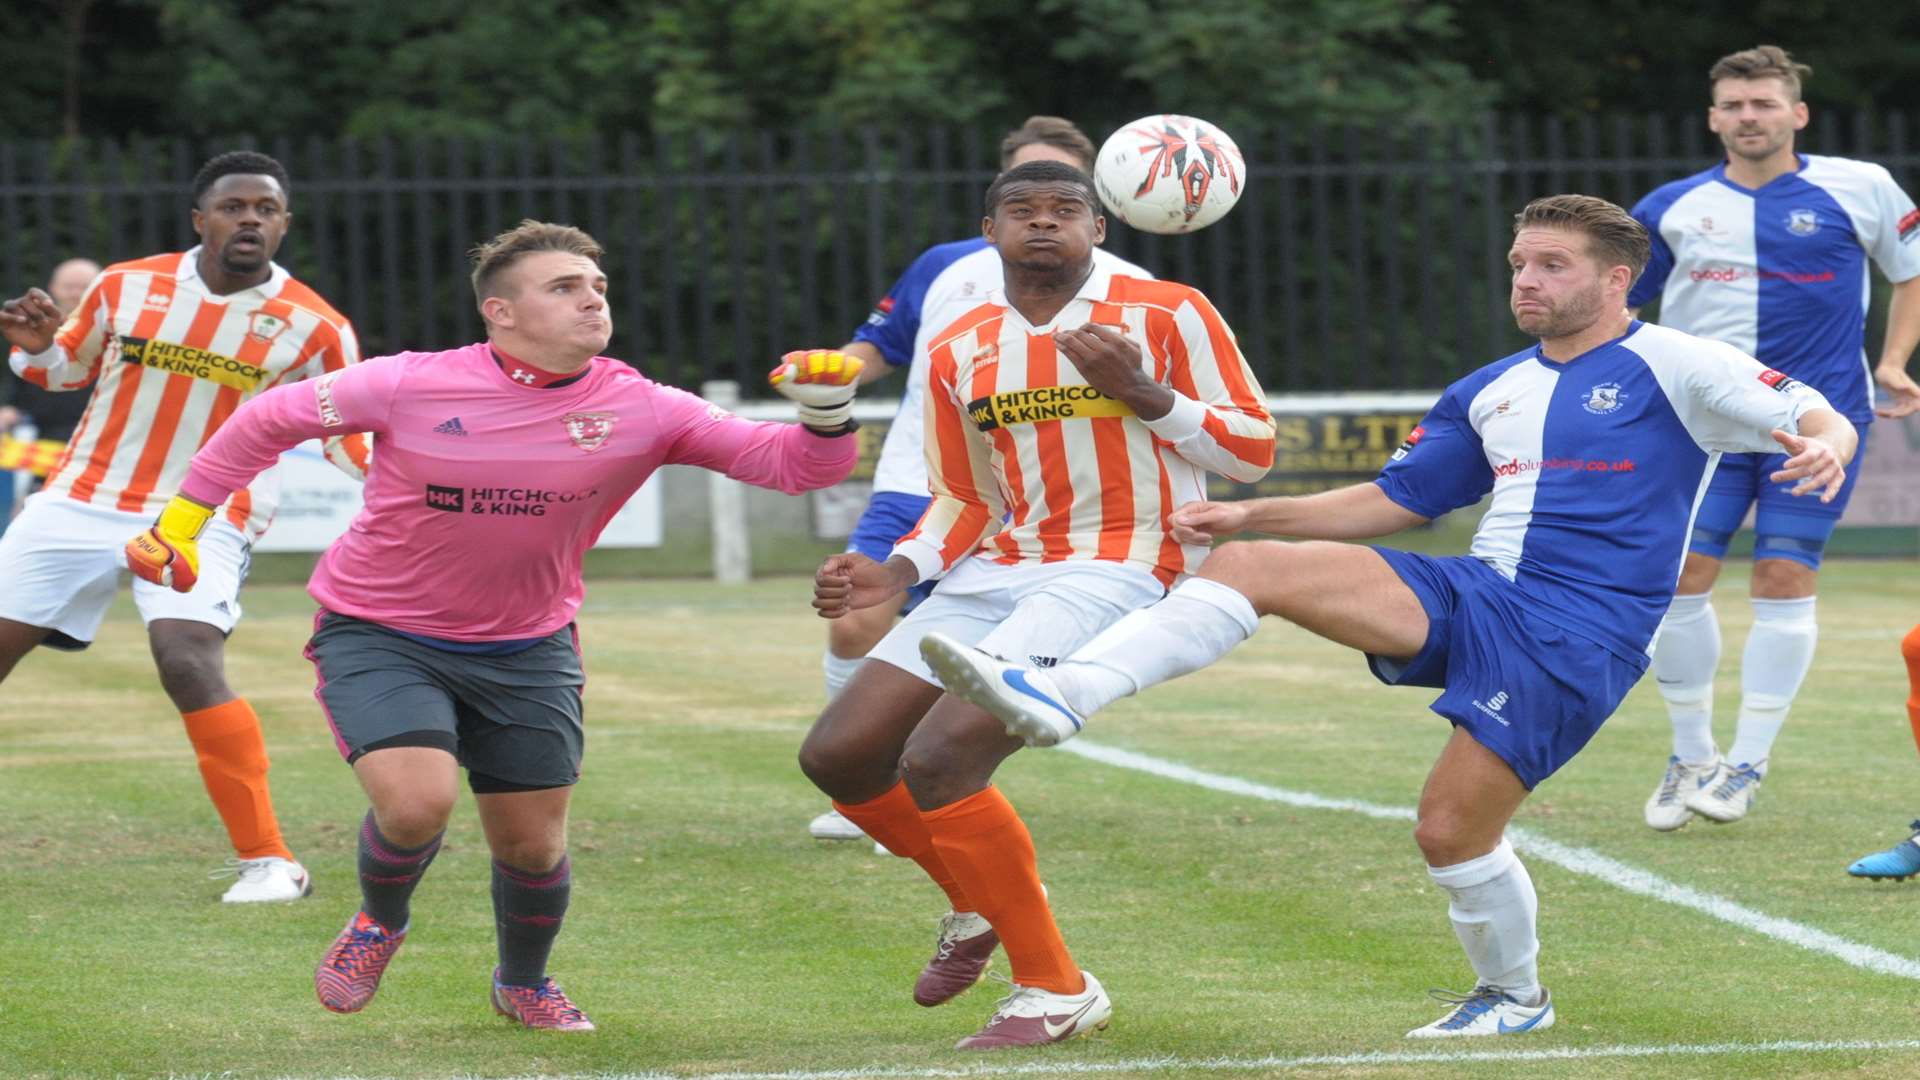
xmin=1847 ymin=822 xmax=1920 ymax=881
xmin=919 ymin=632 xmax=1086 ymax=747
xmin=1406 ymin=986 xmax=1555 ymax=1038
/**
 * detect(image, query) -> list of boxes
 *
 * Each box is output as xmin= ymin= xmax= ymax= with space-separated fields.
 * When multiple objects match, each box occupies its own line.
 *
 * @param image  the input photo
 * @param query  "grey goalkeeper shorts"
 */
xmin=303 ymin=610 xmax=586 ymax=793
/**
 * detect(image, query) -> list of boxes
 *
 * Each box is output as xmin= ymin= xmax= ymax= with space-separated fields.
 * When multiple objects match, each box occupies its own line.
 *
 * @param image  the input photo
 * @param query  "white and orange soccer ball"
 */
xmin=1093 ymin=115 xmax=1247 ymax=235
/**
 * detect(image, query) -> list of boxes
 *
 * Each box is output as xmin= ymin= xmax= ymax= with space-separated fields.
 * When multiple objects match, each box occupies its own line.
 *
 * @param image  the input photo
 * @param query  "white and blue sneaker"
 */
xmin=1685 ymin=760 xmax=1763 ymax=823
xmin=1847 ymin=822 xmax=1920 ymax=881
xmin=1643 ymin=755 xmax=1719 ymax=831
xmin=919 ymin=632 xmax=1085 ymax=747
xmin=1406 ymin=986 xmax=1554 ymax=1038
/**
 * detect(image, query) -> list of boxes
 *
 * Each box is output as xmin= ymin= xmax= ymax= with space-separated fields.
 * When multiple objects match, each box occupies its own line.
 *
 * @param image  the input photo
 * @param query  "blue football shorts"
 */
xmin=845 ymin=490 xmax=937 ymax=612
xmin=1688 ymin=420 xmax=1871 ymax=569
xmin=1364 ymin=548 xmax=1648 ymax=789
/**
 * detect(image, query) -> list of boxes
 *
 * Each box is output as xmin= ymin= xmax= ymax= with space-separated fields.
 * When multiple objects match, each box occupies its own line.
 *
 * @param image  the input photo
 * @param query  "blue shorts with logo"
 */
xmin=1366 ymin=548 xmax=1648 ymax=789
xmin=1689 ymin=420 xmax=1870 ymax=570
xmin=846 ymin=490 xmax=937 ymax=612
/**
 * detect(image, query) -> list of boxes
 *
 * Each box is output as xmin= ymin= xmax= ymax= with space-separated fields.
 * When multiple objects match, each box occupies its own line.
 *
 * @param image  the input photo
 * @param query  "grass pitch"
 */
xmin=4 ymin=560 xmax=1919 ymax=1079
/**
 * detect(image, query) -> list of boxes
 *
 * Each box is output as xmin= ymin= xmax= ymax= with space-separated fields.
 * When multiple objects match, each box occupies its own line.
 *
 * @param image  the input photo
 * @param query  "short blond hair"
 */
xmin=1513 ymin=194 xmax=1652 ymax=284
xmin=469 ymin=220 xmax=604 ymax=303
xmin=1710 ymin=45 xmax=1812 ymax=102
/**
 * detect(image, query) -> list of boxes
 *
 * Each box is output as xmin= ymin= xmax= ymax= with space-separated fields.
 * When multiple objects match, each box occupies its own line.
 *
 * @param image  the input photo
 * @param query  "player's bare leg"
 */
xmin=150 ymin=618 xmax=306 ymax=898
xmin=813 ymin=595 xmax=910 ymax=840
xmin=1645 ymin=551 xmax=1726 ymax=830
xmin=0 ymin=617 xmax=51 ymax=681
xmin=800 ymin=661 xmax=998 ymax=1007
xmin=319 ymin=747 xmax=458 ymax=1013
xmin=1406 ymin=728 xmax=1553 ymax=1037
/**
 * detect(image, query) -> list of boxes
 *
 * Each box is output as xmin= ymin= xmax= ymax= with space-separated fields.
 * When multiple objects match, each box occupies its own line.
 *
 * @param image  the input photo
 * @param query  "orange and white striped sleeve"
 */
xmin=889 ymin=339 xmax=1007 ymax=583
xmin=1141 ymin=284 xmax=1275 ymax=483
xmin=7 ymin=273 xmax=112 ymax=391
xmin=308 ymin=315 xmax=371 ymax=481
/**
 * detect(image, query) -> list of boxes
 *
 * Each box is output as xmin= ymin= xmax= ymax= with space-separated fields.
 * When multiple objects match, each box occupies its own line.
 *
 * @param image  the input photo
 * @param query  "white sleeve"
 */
xmin=1864 ymin=165 xmax=1920 ymax=282
xmin=1676 ymin=340 xmax=1832 ymax=453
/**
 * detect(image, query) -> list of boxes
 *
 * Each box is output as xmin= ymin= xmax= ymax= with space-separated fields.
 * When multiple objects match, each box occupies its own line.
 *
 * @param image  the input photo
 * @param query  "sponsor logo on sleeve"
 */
xmin=864 ymin=295 xmax=897 ymax=327
xmin=1757 ymin=368 xmax=1806 ymax=393
xmin=1900 ymin=208 xmax=1920 ymax=243
xmin=1388 ymin=424 xmax=1425 ymax=462
xmin=314 ymin=371 xmax=344 ymax=427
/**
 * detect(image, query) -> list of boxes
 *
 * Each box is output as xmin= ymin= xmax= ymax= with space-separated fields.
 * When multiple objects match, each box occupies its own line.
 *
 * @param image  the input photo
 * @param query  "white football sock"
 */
xmin=823 ymin=651 xmax=863 ymax=700
xmin=1652 ymin=592 xmax=1719 ymax=763
xmin=1727 ymin=596 xmax=1817 ymax=774
xmin=1427 ymin=838 xmax=1541 ymax=1004
xmin=1047 ymin=577 xmax=1261 ymax=716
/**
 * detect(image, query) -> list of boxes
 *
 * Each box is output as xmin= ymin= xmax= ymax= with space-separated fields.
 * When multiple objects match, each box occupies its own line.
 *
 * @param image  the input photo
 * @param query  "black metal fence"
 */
xmin=4 ymin=113 xmax=1917 ymax=394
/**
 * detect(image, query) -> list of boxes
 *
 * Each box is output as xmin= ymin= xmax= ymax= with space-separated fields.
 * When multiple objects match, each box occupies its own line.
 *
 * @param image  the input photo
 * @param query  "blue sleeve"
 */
xmin=849 ymin=242 xmax=976 ymax=368
xmin=1374 ymin=385 xmax=1493 ymax=518
xmin=1627 ymin=191 xmax=1678 ymax=309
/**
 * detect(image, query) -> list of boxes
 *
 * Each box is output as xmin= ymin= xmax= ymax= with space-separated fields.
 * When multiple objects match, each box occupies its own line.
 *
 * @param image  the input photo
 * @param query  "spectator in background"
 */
xmin=1 ymin=259 xmax=102 ymax=527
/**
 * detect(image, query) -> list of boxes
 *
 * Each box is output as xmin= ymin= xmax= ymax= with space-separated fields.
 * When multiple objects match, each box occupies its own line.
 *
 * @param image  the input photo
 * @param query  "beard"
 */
xmin=1722 ymin=128 xmax=1790 ymax=162
xmin=1514 ymin=280 xmax=1606 ymax=339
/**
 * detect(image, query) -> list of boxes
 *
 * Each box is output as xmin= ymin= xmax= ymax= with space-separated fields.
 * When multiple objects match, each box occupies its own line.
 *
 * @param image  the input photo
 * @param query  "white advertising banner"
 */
xmin=252 ymin=440 xmax=663 ymax=552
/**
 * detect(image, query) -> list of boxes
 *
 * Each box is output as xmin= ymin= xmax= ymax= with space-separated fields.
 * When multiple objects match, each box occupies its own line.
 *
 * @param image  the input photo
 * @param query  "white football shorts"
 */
xmin=0 ymin=493 xmax=250 ymax=648
xmin=867 ymin=556 xmax=1167 ymax=686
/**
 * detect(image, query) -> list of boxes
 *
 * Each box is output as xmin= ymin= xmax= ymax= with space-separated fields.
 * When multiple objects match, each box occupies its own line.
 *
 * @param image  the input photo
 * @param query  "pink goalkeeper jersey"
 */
xmin=179 ymin=342 xmax=856 ymax=640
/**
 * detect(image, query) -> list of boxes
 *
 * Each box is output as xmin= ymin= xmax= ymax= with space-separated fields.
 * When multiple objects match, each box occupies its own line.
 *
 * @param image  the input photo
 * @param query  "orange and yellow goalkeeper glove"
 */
xmin=126 ymin=495 xmax=214 ymax=593
xmin=769 ymin=349 xmax=864 ymax=432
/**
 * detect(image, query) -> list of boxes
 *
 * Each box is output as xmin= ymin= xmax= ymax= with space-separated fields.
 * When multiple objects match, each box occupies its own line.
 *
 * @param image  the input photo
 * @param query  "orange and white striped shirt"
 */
xmin=895 ymin=268 xmax=1275 ymax=588
xmin=8 ymin=249 xmax=367 ymax=538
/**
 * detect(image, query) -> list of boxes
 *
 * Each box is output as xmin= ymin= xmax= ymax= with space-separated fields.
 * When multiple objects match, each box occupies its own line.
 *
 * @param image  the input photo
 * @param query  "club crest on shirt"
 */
xmin=246 ymin=310 xmax=289 ymax=344
xmin=1582 ymin=382 xmax=1626 ymax=415
xmin=560 ymin=411 xmax=616 ymax=453
xmin=1785 ymin=208 xmax=1820 ymax=236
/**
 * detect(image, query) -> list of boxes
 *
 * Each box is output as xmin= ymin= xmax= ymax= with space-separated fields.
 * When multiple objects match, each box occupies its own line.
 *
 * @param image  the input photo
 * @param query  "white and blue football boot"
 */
xmin=1406 ymin=986 xmax=1554 ymax=1038
xmin=919 ymin=632 xmax=1086 ymax=747
xmin=1847 ymin=822 xmax=1920 ymax=881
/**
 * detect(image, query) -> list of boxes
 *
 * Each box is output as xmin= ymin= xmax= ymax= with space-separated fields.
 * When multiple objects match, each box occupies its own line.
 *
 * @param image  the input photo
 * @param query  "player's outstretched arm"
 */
xmin=1768 ymin=408 xmax=1857 ymax=503
xmin=770 ymin=348 xmax=865 ymax=433
xmin=1171 ymin=482 xmax=1429 ymax=545
xmin=812 ymin=552 xmax=915 ymax=619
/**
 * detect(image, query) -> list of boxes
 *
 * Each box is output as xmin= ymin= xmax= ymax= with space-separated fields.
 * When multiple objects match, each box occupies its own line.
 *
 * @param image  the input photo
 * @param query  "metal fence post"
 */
xmin=702 ymin=380 xmax=752 ymax=584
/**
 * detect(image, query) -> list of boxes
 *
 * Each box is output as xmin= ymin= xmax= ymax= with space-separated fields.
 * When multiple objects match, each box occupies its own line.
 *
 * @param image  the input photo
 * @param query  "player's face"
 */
xmin=1508 ymin=227 xmax=1613 ymax=340
xmin=1708 ymin=77 xmax=1808 ymax=163
xmin=191 ymin=174 xmax=290 ymax=276
xmin=47 ymin=260 xmax=99 ymax=315
xmin=983 ymin=182 xmax=1105 ymax=273
xmin=494 ymin=251 xmax=613 ymax=354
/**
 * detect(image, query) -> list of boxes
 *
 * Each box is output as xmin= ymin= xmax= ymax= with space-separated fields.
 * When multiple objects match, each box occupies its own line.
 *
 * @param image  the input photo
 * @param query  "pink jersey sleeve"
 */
xmin=179 ymin=355 xmax=406 ymax=506
xmin=652 ymin=383 xmax=857 ymax=493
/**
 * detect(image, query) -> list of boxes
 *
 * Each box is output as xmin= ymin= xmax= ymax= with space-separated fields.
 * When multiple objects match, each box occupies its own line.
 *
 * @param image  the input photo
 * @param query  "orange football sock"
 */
xmin=922 ymin=786 xmax=1082 ymax=995
xmin=834 ymin=781 xmax=973 ymax=912
xmin=1903 ymin=624 xmax=1920 ymax=756
xmin=182 ymin=699 xmax=293 ymax=862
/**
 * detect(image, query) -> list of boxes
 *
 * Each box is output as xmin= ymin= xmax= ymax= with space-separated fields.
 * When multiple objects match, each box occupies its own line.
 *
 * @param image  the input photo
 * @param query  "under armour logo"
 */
xmin=512 ymin=370 xmax=537 ymax=384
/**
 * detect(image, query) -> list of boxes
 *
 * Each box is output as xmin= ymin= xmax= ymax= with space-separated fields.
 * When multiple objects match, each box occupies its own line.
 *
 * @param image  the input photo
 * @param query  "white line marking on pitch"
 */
xmin=395 ymin=1037 xmax=1920 ymax=1080
xmin=1059 ymin=740 xmax=1920 ymax=981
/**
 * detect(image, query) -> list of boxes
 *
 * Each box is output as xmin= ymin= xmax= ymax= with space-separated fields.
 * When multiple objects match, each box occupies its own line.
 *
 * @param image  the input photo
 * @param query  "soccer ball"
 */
xmin=1093 ymin=115 xmax=1246 ymax=235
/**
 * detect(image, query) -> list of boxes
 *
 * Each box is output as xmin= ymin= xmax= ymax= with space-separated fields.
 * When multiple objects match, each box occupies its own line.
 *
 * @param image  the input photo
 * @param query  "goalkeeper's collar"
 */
xmin=494 ymin=347 xmax=591 ymax=390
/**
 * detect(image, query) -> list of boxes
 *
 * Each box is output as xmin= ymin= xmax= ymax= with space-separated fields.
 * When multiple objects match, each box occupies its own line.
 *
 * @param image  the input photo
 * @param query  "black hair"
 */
xmin=984 ymin=160 xmax=1099 ymax=215
xmin=191 ymin=151 xmax=291 ymax=207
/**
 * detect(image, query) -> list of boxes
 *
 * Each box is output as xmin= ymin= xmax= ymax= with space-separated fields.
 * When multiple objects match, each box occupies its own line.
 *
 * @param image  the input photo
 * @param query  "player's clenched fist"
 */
xmin=770 ymin=348 xmax=864 ymax=432
xmin=126 ymin=495 xmax=215 ymax=592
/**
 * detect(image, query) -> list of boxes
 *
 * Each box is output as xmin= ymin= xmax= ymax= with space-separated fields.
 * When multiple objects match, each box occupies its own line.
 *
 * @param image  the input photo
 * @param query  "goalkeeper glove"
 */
xmin=126 ymin=495 xmax=214 ymax=593
xmin=770 ymin=349 xmax=863 ymax=432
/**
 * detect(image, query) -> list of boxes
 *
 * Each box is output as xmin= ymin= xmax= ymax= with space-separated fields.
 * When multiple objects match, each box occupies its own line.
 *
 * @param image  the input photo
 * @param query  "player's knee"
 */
xmin=1198 ymin=540 xmax=1286 ymax=604
xmin=1412 ymin=812 xmax=1479 ymax=866
xmin=1751 ymin=553 xmax=1819 ymax=597
xmin=798 ymin=713 xmax=885 ymax=798
xmin=376 ymin=798 xmax=456 ymax=848
xmin=492 ymin=840 xmax=566 ymax=875
xmin=149 ymin=639 xmax=229 ymax=706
